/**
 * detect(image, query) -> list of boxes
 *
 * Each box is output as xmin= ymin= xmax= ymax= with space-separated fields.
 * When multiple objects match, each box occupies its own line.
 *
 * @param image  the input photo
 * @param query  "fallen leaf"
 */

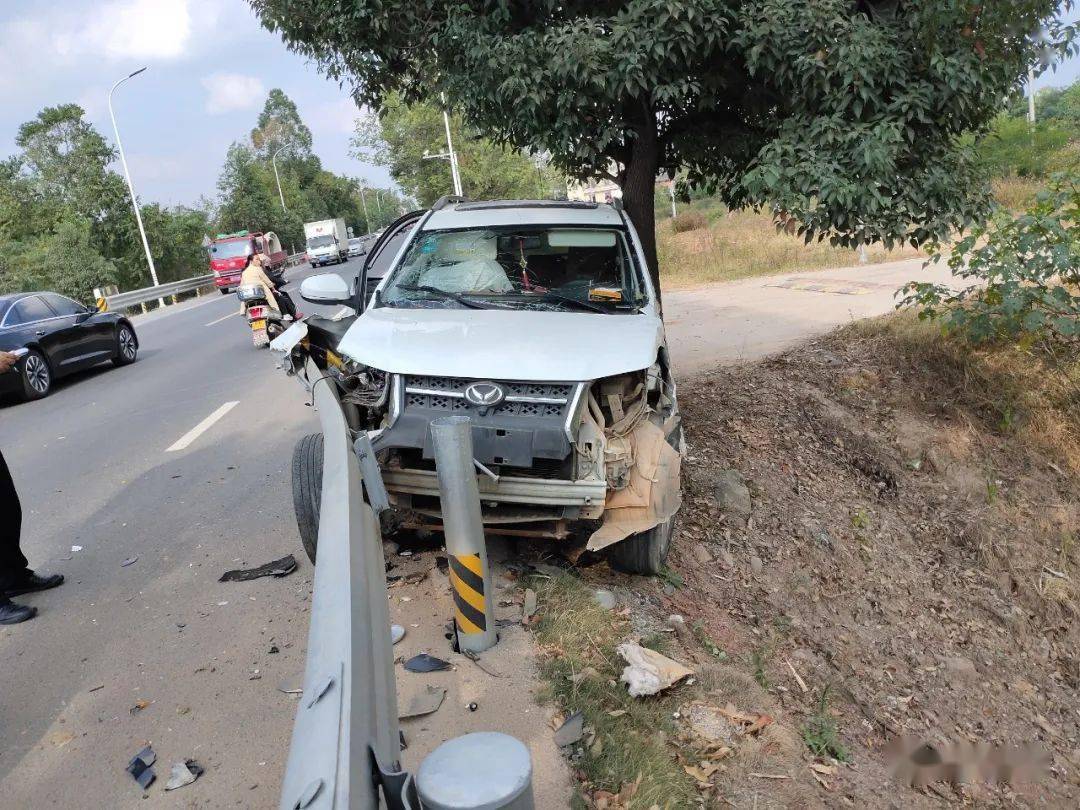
xmin=607 ymin=709 xmax=628 ymax=718
xmin=130 ymin=699 xmax=151 ymax=715
xmin=745 ymin=713 xmax=774 ymax=735
xmin=810 ymin=763 xmax=836 ymax=776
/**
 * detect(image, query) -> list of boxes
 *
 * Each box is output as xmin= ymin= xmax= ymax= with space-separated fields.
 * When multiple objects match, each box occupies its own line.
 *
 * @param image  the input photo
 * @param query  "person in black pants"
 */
xmin=1 ymin=351 xmax=64 ymax=624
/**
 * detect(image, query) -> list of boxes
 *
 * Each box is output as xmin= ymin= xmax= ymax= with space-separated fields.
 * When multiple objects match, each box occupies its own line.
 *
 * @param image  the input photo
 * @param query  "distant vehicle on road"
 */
xmin=347 ymin=236 xmax=369 ymax=258
xmin=0 ymin=292 xmax=138 ymax=401
xmin=304 ymin=219 xmax=349 ymax=268
xmin=209 ymin=231 xmax=287 ymax=294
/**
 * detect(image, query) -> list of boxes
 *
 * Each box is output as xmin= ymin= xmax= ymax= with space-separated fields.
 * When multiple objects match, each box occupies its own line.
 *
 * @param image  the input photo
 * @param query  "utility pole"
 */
xmin=108 ymin=67 xmax=164 ymax=307
xmin=1028 ymin=67 xmax=1036 ymax=124
xmin=272 ymin=144 xmax=290 ymax=212
xmin=358 ymin=182 xmax=371 ymax=234
xmin=441 ymin=95 xmax=463 ymax=196
xmin=668 ymin=183 xmax=677 ymax=218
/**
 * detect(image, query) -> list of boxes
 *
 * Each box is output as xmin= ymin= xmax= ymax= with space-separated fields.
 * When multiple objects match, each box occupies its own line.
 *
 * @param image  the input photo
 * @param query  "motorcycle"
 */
xmin=236 ymin=283 xmax=287 ymax=348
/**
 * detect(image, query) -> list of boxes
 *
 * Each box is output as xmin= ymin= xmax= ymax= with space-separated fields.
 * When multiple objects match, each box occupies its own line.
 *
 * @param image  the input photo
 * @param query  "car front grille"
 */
xmin=403 ymin=376 xmax=575 ymax=418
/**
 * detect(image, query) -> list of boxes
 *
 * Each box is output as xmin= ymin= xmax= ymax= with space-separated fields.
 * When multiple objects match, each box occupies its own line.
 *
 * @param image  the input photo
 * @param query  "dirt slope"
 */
xmin=580 ymin=318 xmax=1079 ymax=807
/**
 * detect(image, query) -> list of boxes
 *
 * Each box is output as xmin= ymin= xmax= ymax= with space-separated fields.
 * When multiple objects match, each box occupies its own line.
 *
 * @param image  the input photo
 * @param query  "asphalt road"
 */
xmin=0 ymin=265 xmax=352 ymax=808
xmin=0 ymin=255 xmax=952 ymax=807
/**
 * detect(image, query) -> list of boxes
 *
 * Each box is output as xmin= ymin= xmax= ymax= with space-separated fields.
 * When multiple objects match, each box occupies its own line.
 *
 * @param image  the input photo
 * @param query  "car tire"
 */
xmin=292 ymin=432 xmax=323 ymax=564
xmin=113 ymin=324 xmax=138 ymax=366
xmin=19 ymin=349 xmax=52 ymax=401
xmin=606 ymin=516 xmax=676 ymax=576
xmin=219 ymin=288 xmax=230 ymax=295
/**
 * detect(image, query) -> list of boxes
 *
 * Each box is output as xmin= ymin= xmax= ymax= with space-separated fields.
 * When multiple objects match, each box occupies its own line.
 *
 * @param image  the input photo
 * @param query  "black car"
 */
xmin=0 ymin=291 xmax=138 ymax=401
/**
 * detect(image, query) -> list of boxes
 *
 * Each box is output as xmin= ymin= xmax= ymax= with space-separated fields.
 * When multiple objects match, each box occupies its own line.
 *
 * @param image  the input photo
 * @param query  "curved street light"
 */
xmin=108 ymin=67 xmax=164 ymax=307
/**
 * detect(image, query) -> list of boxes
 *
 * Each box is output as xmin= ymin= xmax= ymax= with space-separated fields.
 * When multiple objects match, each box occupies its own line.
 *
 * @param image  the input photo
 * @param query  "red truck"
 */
xmin=209 ymin=231 xmax=288 ymax=294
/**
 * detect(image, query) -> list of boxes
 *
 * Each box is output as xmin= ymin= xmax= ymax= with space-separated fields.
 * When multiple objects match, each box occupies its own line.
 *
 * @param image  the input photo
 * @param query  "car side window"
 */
xmin=42 ymin=294 xmax=86 ymax=316
xmin=8 ymin=296 xmax=56 ymax=326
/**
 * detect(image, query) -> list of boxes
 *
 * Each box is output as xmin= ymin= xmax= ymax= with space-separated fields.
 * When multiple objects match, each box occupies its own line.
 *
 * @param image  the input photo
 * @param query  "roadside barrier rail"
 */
xmin=100 ymin=274 xmax=214 ymax=312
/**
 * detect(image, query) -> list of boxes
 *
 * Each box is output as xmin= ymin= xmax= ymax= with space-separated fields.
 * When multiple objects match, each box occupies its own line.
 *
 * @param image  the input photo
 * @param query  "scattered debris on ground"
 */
xmin=126 ymin=745 xmax=156 ymax=790
xmin=617 ymin=642 xmax=693 ymax=697
xmin=219 ymin=554 xmax=298 ymax=582
xmin=399 ymin=685 xmax=447 ymax=719
xmin=164 ymin=759 xmax=203 ymax=791
xmin=404 ymin=653 xmax=451 ymax=673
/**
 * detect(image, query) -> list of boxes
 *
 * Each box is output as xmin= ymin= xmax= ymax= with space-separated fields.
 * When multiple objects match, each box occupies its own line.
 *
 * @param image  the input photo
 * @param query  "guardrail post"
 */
xmin=430 ymin=416 xmax=497 ymax=653
xmin=416 ymin=732 xmax=534 ymax=809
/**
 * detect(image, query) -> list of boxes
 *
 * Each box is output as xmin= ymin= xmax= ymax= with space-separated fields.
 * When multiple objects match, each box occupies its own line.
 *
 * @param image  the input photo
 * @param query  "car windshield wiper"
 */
xmin=535 ymin=291 xmax=610 ymax=314
xmin=395 ymin=284 xmax=485 ymax=310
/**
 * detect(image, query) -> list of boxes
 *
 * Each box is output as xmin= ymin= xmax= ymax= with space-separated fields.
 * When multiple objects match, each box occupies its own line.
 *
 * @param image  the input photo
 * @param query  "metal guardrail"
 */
xmin=285 ymin=251 xmax=307 ymax=269
xmin=101 ymin=274 xmax=214 ymax=311
xmin=279 ymin=362 xmax=408 ymax=810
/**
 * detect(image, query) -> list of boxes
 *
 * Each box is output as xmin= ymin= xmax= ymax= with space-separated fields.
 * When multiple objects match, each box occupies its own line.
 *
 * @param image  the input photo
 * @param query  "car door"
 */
xmin=41 ymin=293 xmax=114 ymax=367
xmin=355 ymin=211 xmax=423 ymax=311
xmin=2 ymin=295 xmax=71 ymax=369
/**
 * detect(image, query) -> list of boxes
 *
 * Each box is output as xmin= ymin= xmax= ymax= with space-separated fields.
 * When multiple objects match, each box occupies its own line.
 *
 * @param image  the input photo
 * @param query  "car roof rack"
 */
xmin=453 ymin=199 xmax=599 ymax=212
xmin=431 ymin=195 xmax=468 ymax=211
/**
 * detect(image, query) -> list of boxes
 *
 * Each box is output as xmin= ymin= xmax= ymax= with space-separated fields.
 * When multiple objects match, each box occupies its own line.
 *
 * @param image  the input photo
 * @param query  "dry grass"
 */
xmin=843 ymin=311 xmax=1080 ymax=475
xmin=991 ymin=175 xmax=1044 ymax=210
xmin=657 ymin=206 xmax=923 ymax=289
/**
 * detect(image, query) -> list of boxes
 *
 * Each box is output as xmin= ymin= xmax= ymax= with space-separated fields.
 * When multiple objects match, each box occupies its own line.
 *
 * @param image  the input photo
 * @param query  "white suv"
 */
xmin=295 ymin=199 xmax=682 ymax=574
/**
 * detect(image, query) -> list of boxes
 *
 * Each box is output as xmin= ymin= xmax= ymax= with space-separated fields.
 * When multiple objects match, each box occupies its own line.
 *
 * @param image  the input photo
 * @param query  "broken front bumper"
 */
xmin=382 ymin=468 xmax=606 ymax=508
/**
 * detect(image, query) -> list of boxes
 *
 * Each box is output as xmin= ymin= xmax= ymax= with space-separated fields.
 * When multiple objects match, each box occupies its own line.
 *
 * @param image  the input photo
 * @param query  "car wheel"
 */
xmin=219 ymin=288 xmax=230 ymax=296
xmin=113 ymin=324 xmax=138 ymax=366
xmin=292 ymin=433 xmax=323 ymax=564
xmin=19 ymin=350 xmax=52 ymax=401
xmin=606 ymin=516 xmax=676 ymax=576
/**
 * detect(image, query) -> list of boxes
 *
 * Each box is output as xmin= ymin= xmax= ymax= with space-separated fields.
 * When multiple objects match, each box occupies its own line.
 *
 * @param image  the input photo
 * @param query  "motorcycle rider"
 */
xmin=240 ymin=253 xmax=299 ymax=319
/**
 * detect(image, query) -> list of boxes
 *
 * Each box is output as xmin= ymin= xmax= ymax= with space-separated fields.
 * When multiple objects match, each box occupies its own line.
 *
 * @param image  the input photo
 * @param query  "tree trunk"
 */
xmin=618 ymin=119 xmax=661 ymax=310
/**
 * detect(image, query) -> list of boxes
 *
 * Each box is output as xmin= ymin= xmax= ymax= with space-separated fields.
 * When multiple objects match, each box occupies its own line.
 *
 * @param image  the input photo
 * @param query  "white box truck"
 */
xmin=304 ymin=218 xmax=349 ymax=267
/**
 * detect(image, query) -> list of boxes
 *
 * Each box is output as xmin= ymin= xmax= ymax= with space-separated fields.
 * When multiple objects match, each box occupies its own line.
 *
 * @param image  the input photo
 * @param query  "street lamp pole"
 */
xmin=272 ymin=145 xmax=290 ymax=212
xmin=440 ymin=94 xmax=463 ymax=197
xmin=108 ymin=67 xmax=164 ymax=307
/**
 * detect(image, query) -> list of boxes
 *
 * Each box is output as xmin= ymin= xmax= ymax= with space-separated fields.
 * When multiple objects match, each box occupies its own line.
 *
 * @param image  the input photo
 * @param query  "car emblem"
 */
xmin=464 ymin=381 xmax=505 ymax=409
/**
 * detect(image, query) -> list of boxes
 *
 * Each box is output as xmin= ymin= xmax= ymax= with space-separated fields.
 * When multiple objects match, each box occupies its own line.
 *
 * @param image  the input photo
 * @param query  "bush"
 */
xmin=671 ymin=211 xmax=706 ymax=233
xmin=901 ymin=175 xmax=1080 ymax=344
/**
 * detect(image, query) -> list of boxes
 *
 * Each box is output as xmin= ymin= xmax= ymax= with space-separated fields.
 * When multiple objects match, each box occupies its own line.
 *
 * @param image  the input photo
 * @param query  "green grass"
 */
xmin=531 ymin=573 xmax=699 ymax=808
xmin=801 ymin=686 xmax=849 ymax=761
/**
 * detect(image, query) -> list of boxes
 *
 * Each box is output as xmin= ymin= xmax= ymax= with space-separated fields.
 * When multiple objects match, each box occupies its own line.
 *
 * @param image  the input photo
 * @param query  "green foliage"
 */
xmin=977 ymin=115 xmax=1070 ymax=178
xmin=216 ymin=88 xmax=403 ymax=249
xmin=352 ymin=94 xmax=561 ymax=207
xmin=0 ymin=103 xmax=206 ymax=301
xmin=902 ymin=176 xmax=1080 ymax=344
xmin=801 ymin=685 xmax=848 ymax=761
xmin=250 ymin=0 xmax=1074 ymax=291
xmin=3 ymin=219 xmax=118 ymax=302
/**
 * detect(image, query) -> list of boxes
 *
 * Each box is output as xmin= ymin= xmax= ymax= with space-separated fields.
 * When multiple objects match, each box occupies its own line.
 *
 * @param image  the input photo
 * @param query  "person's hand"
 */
xmin=0 ymin=351 xmax=18 ymax=374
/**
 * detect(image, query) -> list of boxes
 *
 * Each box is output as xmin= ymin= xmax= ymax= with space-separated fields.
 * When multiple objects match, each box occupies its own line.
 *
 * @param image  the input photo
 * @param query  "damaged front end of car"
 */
xmin=281 ymin=332 xmax=682 ymax=573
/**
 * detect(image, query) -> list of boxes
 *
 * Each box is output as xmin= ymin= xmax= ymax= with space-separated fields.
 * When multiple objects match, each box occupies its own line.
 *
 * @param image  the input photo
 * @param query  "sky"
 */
xmin=1 ymin=1 xmax=1079 ymax=210
xmin=0 ymin=0 xmax=392 ymax=208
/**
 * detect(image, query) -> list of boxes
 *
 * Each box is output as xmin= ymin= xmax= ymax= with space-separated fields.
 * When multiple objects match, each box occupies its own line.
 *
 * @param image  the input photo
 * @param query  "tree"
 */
xmin=977 ymin=115 xmax=1070 ymax=178
xmin=353 ymin=94 xmax=563 ymax=206
xmin=249 ymin=0 xmax=1073 ymax=297
xmin=903 ymin=177 xmax=1080 ymax=344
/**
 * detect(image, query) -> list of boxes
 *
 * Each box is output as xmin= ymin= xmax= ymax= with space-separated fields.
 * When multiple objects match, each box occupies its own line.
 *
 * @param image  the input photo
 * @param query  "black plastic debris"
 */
xmin=219 ymin=554 xmax=297 ymax=582
xmin=164 ymin=759 xmax=204 ymax=791
xmin=398 ymin=685 xmax=447 ymax=719
xmin=403 ymin=653 xmax=451 ymax=673
xmin=126 ymin=745 xmax=156 ymax=789
xmin=121 ymin=556 xmax=138 ymax=567
xmin=467 ymin=702 xmax=478 ymax=712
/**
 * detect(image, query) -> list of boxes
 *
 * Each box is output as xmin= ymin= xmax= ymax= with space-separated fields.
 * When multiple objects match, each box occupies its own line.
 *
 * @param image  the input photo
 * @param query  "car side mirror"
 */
xmin=300 ymin=273 xmax=351 ymax=305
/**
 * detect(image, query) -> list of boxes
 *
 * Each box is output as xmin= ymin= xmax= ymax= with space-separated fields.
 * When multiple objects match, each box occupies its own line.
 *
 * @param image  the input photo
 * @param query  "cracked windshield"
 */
xmin=382 ymin=227 xmax=644 ymax=312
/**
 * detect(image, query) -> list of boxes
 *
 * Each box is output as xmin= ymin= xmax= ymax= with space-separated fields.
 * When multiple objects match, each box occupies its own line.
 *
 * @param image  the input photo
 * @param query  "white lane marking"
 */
xmin=205 ymin=311 xmax=239 ymax=327
xmin=166 ymin=401 xmax=239 ymax=453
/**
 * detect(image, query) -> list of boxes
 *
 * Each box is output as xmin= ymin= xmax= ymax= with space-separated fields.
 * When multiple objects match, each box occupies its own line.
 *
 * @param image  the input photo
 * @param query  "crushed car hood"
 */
xmin=338 ymin=307 xmax=665 ymax=381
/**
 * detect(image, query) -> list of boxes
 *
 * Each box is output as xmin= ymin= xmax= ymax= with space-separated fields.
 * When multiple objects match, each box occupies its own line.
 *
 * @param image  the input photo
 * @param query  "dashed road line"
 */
xmin=206 ymin=311 xmax=240 ymax=327
xmin=166 ymin=401 xmax=239 ymax=452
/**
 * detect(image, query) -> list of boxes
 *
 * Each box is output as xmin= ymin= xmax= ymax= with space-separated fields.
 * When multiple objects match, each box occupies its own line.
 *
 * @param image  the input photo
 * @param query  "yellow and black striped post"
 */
xmin=431 ymin=416 xmax=497 ymax=652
